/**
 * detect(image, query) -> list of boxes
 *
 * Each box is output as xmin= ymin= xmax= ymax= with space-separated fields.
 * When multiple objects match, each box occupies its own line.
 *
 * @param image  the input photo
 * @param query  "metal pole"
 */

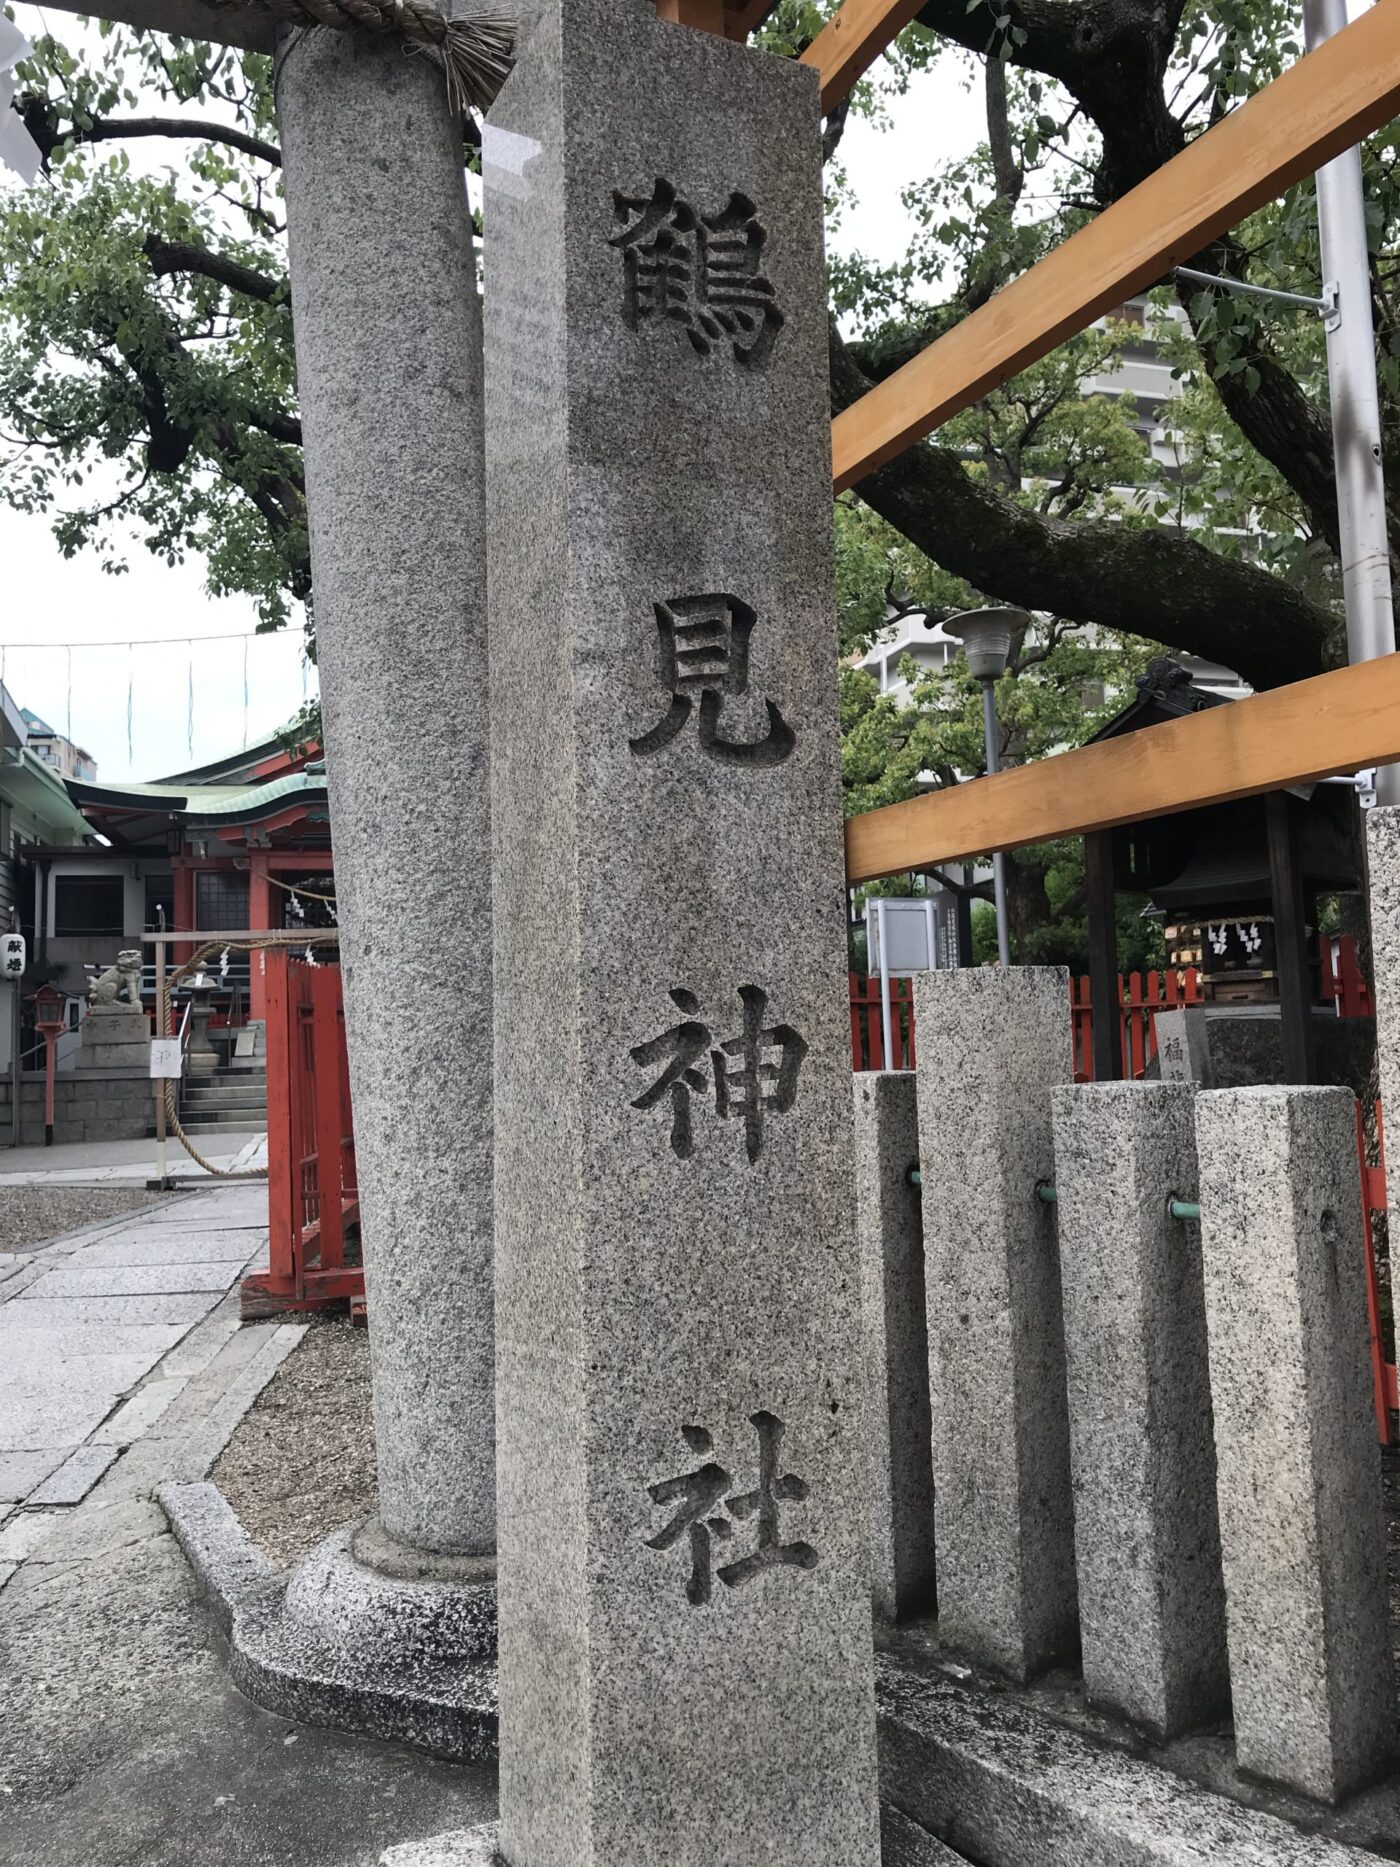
xmin=43 ymin=1029 xmax=55 ymax=1147
xmin=1304 ymin=0 xmax=1400 ymax=804
xmin=981 ymin=678 xmax=1013 ymax=966
xmin=877 ymin=898 xmax=895 ymax=1072
xmin=9 ymin=960 xmax=18 ymax=1152
xmin=154 ymin=941 xmax=168 ymax=1189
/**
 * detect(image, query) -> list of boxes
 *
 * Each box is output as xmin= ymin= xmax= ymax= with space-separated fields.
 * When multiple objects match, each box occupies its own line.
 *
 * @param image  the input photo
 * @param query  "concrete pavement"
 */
xmin=0 ymin=1172 xmax=276 ymax=1565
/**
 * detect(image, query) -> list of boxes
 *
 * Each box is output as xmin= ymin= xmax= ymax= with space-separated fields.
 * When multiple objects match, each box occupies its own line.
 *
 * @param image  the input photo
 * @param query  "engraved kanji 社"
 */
xmin=645 ymin=1412 xmax=817 ymax=1606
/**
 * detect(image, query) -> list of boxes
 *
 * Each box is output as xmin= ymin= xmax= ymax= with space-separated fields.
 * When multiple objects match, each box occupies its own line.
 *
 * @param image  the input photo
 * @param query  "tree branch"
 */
xmin=15 ymin=98 xmax=281 ymax=168
xmin=143 ymin=235 xmax=288 ymax=308
xmin=830 ymin=318 xmax=1342 ymax=690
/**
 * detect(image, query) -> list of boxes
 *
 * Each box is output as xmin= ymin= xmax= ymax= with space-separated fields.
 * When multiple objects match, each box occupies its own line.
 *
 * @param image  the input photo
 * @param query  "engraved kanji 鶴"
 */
xmin=610 ymin=178 xmax=784 ymax=367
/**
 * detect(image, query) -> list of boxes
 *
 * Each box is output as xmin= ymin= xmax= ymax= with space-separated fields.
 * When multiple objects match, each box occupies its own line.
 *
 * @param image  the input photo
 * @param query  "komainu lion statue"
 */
xmin=88 ymin=948 xmax=144 ymax=1008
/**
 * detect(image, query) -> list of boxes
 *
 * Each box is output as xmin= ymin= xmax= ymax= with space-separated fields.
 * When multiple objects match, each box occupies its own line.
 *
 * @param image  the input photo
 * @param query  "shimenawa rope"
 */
xmin=255 ymin=0 xmax=516 ymax=115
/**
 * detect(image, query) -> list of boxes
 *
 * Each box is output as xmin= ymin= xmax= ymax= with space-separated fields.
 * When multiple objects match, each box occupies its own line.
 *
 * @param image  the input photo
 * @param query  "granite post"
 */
xmin=853 ymin=1072 xmax=936 ymax=1623
xmin=912 ymin=968 xmax=1077 ymax=1681
xmin=1153 ymin=1006 xmax=1213 ymax=1088
xmin=1051 ymin=1081 xmax=1229 ymax=1738
xmin=277 ymin=18 xmax=493 ymax=1563
xmin=484 ymin=3 xmax=880 ymax=1857
xmin=1196 ymin=1087 xmax=1394 ymax=1801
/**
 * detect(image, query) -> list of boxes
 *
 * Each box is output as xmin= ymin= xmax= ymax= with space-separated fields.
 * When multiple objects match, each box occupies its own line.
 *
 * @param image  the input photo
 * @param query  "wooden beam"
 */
xmin=656 ymin=0 xmax=729 ymax=32
xmin=6 ymin=0 xmax=274 ymax=50
xmin=800 ymin=0 xmax=927 ymax=112
xmin=844 ymin=654 xmax=1400 ymax=885
xmin=831 ymin=0 xmax=1400 ymax=490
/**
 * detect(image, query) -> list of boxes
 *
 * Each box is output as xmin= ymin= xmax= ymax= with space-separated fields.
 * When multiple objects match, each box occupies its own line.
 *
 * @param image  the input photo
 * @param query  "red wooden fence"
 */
xmin=1069 ymin=969 xmax=1204 ymax=1083
xmin=848 ymin=967 xmax=1202 ymax=1076
xmin=241 ymin=949 xmax=361 ymax=1319
xmin=848 ymin=972 xmax=917 ymax=1071
xmin=852 ymin=935 xmax=1371 ymax=1077
xmin=1358 ymin=1099 xmax=1396 ymax=1445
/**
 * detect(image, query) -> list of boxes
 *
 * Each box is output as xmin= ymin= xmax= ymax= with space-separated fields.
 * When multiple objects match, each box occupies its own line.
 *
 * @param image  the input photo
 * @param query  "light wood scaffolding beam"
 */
xmin=830 ymin=0 xmax=1400 ymax=489
xmin=844 ymin=652 xmax=1400 ymax=884
xmin=800 ymin=0 xmax=928 ymax=110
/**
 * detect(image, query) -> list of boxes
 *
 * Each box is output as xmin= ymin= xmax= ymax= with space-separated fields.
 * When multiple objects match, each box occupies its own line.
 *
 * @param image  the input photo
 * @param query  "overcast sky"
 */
xmin=0 ymin=13 xmax=982 ymax=784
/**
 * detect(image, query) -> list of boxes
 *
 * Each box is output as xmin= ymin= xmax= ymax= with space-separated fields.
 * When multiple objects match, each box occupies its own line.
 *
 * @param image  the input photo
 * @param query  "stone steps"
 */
xmin=181 ymin=1066 xmax=267 ymax=1133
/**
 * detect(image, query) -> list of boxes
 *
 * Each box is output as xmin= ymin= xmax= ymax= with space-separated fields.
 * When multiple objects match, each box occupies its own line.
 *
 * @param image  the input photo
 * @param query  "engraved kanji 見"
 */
xmin=629 ymin=594 xmax=794 ymax=768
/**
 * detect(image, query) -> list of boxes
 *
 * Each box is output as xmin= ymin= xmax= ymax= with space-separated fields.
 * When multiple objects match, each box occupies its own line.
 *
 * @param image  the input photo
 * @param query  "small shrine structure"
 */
xmin=1082 ymin=659 xmax=1362 ymax=1081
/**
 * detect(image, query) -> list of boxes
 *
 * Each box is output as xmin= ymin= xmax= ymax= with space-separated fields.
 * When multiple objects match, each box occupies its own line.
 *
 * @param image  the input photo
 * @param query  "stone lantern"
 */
xmin=184 ymin=971 xmax=221 ymax=1074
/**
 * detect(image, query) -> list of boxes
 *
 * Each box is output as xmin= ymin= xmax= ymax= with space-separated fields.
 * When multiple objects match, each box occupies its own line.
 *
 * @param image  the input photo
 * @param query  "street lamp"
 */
xmin=949 ymin=605 xmax=1032 ymax=969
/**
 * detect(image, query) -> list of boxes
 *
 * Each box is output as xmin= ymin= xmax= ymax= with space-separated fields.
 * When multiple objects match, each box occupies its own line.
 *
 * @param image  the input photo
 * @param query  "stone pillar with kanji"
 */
xmin=484 ymin=1 xmax=881 ymax=1857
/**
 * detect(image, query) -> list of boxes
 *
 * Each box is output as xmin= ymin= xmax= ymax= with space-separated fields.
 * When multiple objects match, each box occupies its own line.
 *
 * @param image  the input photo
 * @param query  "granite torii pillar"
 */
xmin=22 ymin=0 xmax=498 ymax=1751
xmin=275 ymin=15 xmax=495 ymax=1572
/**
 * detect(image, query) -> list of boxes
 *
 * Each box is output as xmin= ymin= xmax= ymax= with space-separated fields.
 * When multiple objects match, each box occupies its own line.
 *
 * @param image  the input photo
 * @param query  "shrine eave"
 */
xmin=65 ymin=767 xmax=329 ymax=852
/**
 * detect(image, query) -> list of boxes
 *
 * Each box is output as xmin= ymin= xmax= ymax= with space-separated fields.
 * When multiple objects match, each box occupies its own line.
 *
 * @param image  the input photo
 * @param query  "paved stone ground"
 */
xmin=0 ymin=1172 xmax=498 ymax=1865
xmin=0 ymin=1179 xmax=277 ymax=1540
xmin=0 ymin=1128 xmax=266 ymax=1184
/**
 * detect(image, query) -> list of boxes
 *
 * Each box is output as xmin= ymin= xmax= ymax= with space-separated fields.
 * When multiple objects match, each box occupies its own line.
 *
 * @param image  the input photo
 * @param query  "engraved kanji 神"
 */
xmin=629 ymin=594 xmax=794 ymax=767
xmin=630 ymin=985 xmax=806 ymax=1162
xmin=610 ymin=178 xmax=784 ymax=367
xmin=645 ymin=1412 xmax=817 ymax=1606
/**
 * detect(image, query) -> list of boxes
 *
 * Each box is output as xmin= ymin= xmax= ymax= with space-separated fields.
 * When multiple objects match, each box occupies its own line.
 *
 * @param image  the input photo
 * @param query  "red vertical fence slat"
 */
xmin=264 ymin=947 xmax=296 ymax=1262
xmin=242 ymin=951 xmax=362 ymax=1318
xmin=309 ymin=963 xmax=347 ymax=1272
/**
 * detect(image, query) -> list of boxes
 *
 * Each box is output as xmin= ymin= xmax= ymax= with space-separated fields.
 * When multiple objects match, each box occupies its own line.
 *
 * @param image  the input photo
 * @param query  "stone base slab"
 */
xmin=375 ymin=1810 xmax=962 ymax=1865
xmin=878 ymin=1648 xmax=1390 ymax=1864
xmin=160 ymin=1482 xmax=498 ymax=1761
xmin=379 ymin=1823 xmax=500 ymax=1866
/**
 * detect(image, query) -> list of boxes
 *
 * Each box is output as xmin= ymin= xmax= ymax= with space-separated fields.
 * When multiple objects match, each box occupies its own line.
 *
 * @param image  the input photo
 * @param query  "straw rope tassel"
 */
xmin=256 ymin=0 xmax=516 ymax=114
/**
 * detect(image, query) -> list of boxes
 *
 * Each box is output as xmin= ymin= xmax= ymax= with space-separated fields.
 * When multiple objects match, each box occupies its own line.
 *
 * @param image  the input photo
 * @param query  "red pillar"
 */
xmin=249 ymin=858 xmax=273 ymax=1023
xmin=172 ymin=864 xmax=195 ymax=966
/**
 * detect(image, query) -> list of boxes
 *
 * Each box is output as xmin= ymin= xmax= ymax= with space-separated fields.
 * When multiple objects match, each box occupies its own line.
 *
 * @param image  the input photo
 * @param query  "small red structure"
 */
xmin=241 ymin=948 xmax=360 ymax=1318
xmin=31 ymin=981 xmax=67 ymax=1147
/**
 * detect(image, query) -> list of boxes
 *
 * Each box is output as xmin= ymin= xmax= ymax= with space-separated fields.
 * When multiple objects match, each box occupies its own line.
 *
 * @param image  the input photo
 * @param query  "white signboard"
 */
xmin=1 ymin=933 xmax=25 ymax=978
xmin=149 ymin=1038 xmax=183 ymax=1080
xmin=867 ymin=897 xmax=936 ymax=978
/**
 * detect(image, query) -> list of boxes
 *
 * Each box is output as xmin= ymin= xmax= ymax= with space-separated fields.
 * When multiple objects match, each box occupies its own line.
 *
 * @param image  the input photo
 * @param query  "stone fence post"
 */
xmin=853 ymin=1072 xmax=936 ymax=1623
xmin=1052 ymin=1081 xmax=1228 ymax=1738
xmin=913 ymin=968 xmax=1077 ymax=1682
xmin=1196 ymin=1086 xmax=1394 ymax=1801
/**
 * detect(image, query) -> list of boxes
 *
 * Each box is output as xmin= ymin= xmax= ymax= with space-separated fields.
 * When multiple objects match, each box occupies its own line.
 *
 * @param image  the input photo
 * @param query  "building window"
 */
xmin=53 ymin=875 xmax=125 ymax=937
xmin=195 ymin=869 xmax=250 ymax=931
xmin=144 ymin=872 xmax=174 ymax=931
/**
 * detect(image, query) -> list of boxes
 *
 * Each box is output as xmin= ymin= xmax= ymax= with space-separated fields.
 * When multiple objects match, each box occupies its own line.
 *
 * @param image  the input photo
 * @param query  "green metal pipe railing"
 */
xmin=906 ymin=1165 xmax=1201 ymax=1222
